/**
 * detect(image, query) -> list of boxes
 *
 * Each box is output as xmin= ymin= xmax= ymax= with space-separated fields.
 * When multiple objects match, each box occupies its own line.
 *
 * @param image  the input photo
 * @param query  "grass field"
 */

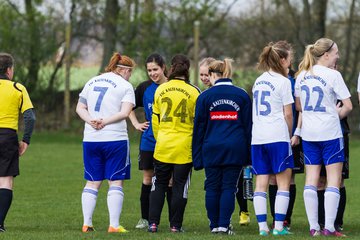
xmin=1 ymin=131 xmax=360 ymax=239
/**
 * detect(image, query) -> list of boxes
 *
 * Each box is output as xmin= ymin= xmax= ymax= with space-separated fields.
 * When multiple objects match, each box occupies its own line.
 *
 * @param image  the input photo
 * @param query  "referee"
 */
xmin=0 ymin=53 xmax=36 ymax=232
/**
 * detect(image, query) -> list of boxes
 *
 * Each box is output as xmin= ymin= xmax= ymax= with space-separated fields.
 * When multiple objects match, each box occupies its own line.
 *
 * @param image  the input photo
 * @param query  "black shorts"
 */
xmin=138 ymin=150 xmax=155 ymax=170
xmin=292 ymin=140 xmax=304 ymax=174
xmin=0 ymin=128 xmax=19 ymax=177
xmin=320 ymin=134 xmax=349 ymax=179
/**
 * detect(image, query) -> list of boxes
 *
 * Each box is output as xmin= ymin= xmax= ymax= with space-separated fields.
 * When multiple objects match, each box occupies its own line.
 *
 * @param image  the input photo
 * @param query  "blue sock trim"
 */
xmin=256 ymin=214 xmax=267 ymax=222
xmin=276 ymin=191 xmax=290 ymax=197
xmin=109 ymin=186 xmax=123 ymax=192
xmin=254 ymin=192 xmax=267 ymax=198
xmin=304 ymin=185 xmax=317 ymax=192
xmin=275 ymin=213 xmax=286 ymax=221
xmin=83 ymin=188 xmax=98 ymax=196
xmin=325 ymin=187 xmax=339 ymax=194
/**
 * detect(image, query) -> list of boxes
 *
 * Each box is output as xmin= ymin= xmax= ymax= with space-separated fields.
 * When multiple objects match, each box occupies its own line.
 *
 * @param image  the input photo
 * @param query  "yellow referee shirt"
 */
xmin=152 ymin=79 xmax=200 ymax=164
xmin=0 ymin=79 xmax=33 ymax=131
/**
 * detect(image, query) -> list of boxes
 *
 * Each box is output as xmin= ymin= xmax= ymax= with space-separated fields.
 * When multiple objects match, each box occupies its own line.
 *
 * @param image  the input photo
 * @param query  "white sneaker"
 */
xmin=135 ymin=218 xmax=149 ymax=229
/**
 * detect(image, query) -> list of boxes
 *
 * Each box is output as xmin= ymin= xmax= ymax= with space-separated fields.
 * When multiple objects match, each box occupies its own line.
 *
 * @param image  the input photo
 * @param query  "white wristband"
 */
xmin=294 ymin=128 xmax=301 ymax=137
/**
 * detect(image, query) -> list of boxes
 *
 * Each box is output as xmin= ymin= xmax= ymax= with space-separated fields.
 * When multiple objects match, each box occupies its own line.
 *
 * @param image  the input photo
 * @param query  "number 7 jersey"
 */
xmin=152 ymin=79 xmax=200 ymax=164
xmin=295 ymin=65 xmax=351 ymax=141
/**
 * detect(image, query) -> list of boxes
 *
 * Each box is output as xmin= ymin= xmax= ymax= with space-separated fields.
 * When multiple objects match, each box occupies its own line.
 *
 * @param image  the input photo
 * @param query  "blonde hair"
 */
xmin=199 ymin=57 xmax=216 ymax=67
xmin=258 ymin=41 xmax=292 ymax=77
xmin=104 ymin=52 xmax=136 ymax=72
xmin=208 ymin=58 xmax=234 ymax=78
xmin=296 ymin=38 xmax=334 ymax=77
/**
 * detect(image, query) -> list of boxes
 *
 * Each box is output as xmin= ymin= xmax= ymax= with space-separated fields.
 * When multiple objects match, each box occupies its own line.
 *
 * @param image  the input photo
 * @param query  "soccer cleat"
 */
xmin=239 ymin=211 xmax=250 ymax=226
xmin=309 ymin=229 xmax=321 ymax=237
xmin=272 ymin=228 xmax=292 ymax=235
xmin=218 ymin=227 xmax=235 ymax=235
xmin=108 ymin=225 xmax=128 ymax=233
xmin=148 ymin=223 xmax=158 ymax=233
xmin=259 ymin=230 xmax=270 ymax=236
xmin=211 ymin=227 xmax=219 ymax=234
xmin=0 ymin=225 xmax=5 ymax=233
xmin=283 ymin=220 xmax=291 ymax=231
xmin=321 ymin=229 xmax=346 ymax=237
xmin=135 ymin=218 xmax=149 ymax=229
xmin=170 ymin=226 xmax=184 ymax=233
xmin=82 ymin=225 xmax=95 ymax=232
xmin=335 ymin=224 xmax=344 ymax=232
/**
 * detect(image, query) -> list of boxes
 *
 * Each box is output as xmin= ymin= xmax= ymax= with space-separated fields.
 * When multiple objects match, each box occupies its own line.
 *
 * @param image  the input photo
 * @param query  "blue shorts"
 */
xmin=83 ymin=140 xmax=131 ymax=181
xmin=302 ymin=138 xmax=345 ymax=166
xmin=251 ymin=142 xmax=294 ymax=175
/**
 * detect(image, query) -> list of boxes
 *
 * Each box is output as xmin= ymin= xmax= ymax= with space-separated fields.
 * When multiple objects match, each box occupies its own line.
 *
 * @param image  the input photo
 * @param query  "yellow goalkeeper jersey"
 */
xmin=152 ymin=79 xmax=200 ymax=164
xmin=0 ymin=79 xmax=33 ymax=131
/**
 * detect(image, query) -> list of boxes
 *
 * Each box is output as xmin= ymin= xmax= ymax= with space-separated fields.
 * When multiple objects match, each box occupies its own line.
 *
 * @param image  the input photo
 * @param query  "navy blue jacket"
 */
xmin=192 ymin=78 xmax=252 ymax=170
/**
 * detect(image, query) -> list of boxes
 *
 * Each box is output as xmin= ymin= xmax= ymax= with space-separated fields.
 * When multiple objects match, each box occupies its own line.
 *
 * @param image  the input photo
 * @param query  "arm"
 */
xmin=19 ymin=108 xmax=36 ymax=156
xmin=129 ymin=111 xmax=149 ymax=132
xmin=283 ymin=104 xmax=293 ymax=138
xmin=100 ymin=102 xmax=134 ymax=126
xmin=242 ymin=95 xmax=253 ymax=165
xmin=291 ymin=111 xmax=302 ymax=146
xmin=192 ymin=99 xmax=206 ymax=170
xmin=337 ymin=98 xmax=352 ymax=120
xmin=75 ymin=100 xmax=99 ymax=129
xmin=295 ymin=97 xmax=302 ymax=112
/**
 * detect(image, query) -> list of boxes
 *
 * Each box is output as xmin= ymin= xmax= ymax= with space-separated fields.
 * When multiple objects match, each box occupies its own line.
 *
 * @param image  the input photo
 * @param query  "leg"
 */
xmin=204 ymin=168 xmax=221 ymax=231
xmin=335 ymin=179 xmax=346 ymax=231
xmin=317 ymin=173 xmax=326 ymax=229
xmin=169 ymin=163 xmax=192 ymax=229
xmin=149 ymin=161 xmax=172 ymax=227
xmin=0 ymin=176 xmax=14 ymax=231
xmin=273 ymin=168 xmax=292 ymax=231
xmin=303 ymin=165 xmax=321 ymax=231
xmin=218 ymin=167 xmax=241 ymax=230
xmin=268 ymin=174 xmax=277 ymax=226
xmin=324 ymin=162 xmax=343 ymax=232
xmin=285 ymin=174 xmax=296 ymax=227
xmin=140 ymin=169 xmax=153 ymax=222
xmin=107 ymin=180 xmax=125 ymax=230
xmin=166 ymin=176 xmax=173 ymax=223
xmin=254 ymin=174 xmax=270 ymax=232
xmin=82 ymin=181 xmax=102 ymax=230
xmin=236 ymin=171 xmax=250 ymax=226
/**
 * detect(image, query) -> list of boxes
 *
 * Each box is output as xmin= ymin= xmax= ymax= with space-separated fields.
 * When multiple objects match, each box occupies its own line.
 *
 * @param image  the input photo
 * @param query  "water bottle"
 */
xmin=243 ymin=165 xmax=254 ymax=200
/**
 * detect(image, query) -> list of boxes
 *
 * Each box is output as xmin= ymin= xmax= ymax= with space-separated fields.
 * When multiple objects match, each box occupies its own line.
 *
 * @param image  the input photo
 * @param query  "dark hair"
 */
xmin=168 ymin=54 xmax=190 ymax=82
xmin=104 ymin=52 xmax=136 ymax=72
xmin=146 ymin=53 xmax=168 ymax=77
xmin=258 ymin=41 xmax=292 ymax=77
xmin=0 ymin=53 xmax=14 ymax=75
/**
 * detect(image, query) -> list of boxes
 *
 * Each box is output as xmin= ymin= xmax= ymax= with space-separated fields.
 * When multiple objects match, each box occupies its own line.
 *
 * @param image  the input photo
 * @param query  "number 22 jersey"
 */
xmin=295 ymin=65 xmax=350 ymax=141
xmin=79 ymin=72 xmax=135 ymax=142
xmin=152 ymin=79 xmax=200 ymax=164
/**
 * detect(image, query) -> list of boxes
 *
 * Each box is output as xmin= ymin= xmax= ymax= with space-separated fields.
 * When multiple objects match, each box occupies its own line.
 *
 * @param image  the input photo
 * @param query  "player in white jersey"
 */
xmin=76 ymin=52 xmax=136 ymax=233
xmin=251 ymin=41 xmax=296 ymax=236
xmin=357 ymin=72 xmax=360 ymax=103
xmin=294 ymin=38 xmax=352 ymax=237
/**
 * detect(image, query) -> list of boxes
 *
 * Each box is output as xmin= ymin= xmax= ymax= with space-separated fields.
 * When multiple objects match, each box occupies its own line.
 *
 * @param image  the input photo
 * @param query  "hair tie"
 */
xmin=117 ymin=52 xmax=122 ymax=61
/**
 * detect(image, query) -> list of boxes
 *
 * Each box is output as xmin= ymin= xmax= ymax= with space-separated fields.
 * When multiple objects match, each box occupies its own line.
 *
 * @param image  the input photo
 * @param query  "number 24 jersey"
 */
xmin=152 ymin=79 xmax=200 ymax=164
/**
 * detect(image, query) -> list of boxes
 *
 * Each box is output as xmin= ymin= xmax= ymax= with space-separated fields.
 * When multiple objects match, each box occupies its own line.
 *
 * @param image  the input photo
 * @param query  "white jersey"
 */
xmin=79 ymin=72 xmax=135 ymax=142
xmin=357 ymin=72 xmax=360 ymax=92
xmin=295 ymin=65 xmax=351 ymax=141
xmin=251 ymin=71 xmax=294 ymax=144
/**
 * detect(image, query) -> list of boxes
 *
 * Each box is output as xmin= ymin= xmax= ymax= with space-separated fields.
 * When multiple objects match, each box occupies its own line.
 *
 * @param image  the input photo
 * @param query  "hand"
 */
xmin=335 ymin=102 xmax=342 ymax=115
xmin=19 ymin=141 xmax=29 ymax=156
xmin=90 ymin=119 xmax=105 ymax=130
xmin=134 ymin=121 xmax=149 ymax=132
xmin=290 ymin=135 xmax=300 ymax=147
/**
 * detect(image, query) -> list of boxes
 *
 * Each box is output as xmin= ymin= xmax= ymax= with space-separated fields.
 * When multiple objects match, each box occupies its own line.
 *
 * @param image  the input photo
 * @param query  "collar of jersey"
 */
xmin=214 ymin=78 xmax=233 ymax=86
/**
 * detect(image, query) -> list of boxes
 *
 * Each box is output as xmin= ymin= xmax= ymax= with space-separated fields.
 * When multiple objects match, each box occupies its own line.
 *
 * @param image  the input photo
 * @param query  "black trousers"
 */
xmin=149 ymin=160 xmax=192 ymax=228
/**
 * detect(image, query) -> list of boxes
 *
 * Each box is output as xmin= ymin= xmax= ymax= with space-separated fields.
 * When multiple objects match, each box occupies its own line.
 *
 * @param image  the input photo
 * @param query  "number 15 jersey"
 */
xmin=252 ymin=71 xmax=294 ymax=144
xmin=79 ymin=72 xmax=135 ymax=142
xmin=295 ymin=65 xmax=350 ymax=141
xmin=152 ymin=79 xmax=200 ymax=164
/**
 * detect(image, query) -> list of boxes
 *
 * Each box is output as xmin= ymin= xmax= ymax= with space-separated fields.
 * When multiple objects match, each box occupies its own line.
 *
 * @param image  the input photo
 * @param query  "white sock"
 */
xmin=274 ymin=191 xmax=290 ymax=230
xmin=254 ymin=192 xmax=269 ymax=231
xmin=107 ymin=186 xmax=124 ymax=228
xmin=324 ymin=186 xmax=340 ymax=232
xmin=303 ymin=185 xmax=320 ymax=231
xmin=82 ymin=187 xmax=98 ymax=226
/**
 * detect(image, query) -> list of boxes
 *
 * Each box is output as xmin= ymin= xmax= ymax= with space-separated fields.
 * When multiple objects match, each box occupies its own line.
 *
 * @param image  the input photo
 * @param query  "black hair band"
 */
xmin=317 ymin=41 xmax=334 ymax=57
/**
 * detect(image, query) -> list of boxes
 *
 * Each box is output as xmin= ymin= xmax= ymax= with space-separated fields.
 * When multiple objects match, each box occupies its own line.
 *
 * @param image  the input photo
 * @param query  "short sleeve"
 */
xmin=282 ymin=78 xmax=294 ymax=105
xmin=333 ymin=71 xmax=351 ymax=100
xmin=19 ymin=84 xmax=34 ymax=113
xmin=122 ymin=84 xmax=136 ymax=105
xmin=357 ymin=72 xmax=360 ymax=93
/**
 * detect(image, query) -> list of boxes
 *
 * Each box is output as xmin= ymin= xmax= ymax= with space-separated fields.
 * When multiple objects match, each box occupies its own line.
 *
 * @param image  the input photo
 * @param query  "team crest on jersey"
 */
xmin=210 ymin=111 xmax=238 ymax=120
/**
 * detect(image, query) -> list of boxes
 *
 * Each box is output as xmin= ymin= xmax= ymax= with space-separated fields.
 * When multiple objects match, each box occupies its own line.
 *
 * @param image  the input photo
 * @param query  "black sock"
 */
xmin=236 ymin=178 xmax=248 ymax=212
xmin=166 ymin=186 xmax=173 ymax=222
xmin=269 ymin=184 xmax=278 ymax=224
xmin=140 ymin=184 xmax=152 ymax=220
xmin=317 ymin=189 xmax=325 ymax=227
xmin=335 ymin=186 xmax=346 ymax=226
xmin=285 ymin=184 xmax=296 ymax=225
xmin=0 ymin=189 xmax=13 ymax=228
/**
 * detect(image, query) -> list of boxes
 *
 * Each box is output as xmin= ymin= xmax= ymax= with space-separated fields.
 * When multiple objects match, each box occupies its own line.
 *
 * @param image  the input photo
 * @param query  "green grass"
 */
xmin=2 ymin=132 xmax=360 ymax=239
